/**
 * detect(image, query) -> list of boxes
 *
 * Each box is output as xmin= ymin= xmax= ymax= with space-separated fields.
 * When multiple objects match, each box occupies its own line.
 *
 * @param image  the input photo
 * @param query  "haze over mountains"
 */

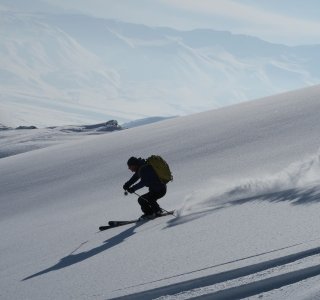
xmin=1 ymin=0 xmax=320 ymax=127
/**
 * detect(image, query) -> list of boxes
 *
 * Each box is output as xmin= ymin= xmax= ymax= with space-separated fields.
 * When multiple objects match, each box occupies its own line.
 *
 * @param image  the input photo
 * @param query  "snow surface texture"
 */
xmin=2 ymin=85 xmax=320 ymax=299
xmin=1 ymin=1 xmax=320 ymax=126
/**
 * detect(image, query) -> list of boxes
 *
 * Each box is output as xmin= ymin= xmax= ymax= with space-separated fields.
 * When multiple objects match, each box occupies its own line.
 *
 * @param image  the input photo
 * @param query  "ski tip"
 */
xmin=99 ymin=226 xmax=112 ymax=231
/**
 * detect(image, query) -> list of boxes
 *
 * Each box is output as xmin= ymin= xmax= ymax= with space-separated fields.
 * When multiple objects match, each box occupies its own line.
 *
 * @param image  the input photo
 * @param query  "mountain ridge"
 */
xmin=1 ymin=8 xmax=320 ymax=126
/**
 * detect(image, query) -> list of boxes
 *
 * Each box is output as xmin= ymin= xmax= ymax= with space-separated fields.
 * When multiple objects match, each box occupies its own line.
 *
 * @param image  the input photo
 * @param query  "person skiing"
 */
xmin=123 ymin=156 xmax=167 ymax=219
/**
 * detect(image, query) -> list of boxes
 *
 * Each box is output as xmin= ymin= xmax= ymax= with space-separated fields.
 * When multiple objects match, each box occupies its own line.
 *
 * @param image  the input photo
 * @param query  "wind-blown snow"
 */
xmin=1 ymin=85 xmax=320 ymax=299
xmin=177 ymin=150 xmax=320 ymax=223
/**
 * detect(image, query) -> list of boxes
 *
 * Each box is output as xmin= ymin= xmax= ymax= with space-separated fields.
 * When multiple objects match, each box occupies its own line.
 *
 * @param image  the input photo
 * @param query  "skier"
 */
xmin=123 ymin=156 xmax=167 ymax=219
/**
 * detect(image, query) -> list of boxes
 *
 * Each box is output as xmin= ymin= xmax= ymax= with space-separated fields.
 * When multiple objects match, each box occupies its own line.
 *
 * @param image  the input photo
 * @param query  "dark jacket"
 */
xmin=125 ymin=159 xmax=166 ymax=193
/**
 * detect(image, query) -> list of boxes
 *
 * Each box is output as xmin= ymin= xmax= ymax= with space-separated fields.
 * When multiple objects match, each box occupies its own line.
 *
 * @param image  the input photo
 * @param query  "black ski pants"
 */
xmin=138 ymin=187 xmax=166 ymax=215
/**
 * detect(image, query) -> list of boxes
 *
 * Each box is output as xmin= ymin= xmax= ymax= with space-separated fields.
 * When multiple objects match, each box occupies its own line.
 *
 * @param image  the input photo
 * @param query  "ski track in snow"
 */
xmin=110 ymin=245 xmax=320 ymax=299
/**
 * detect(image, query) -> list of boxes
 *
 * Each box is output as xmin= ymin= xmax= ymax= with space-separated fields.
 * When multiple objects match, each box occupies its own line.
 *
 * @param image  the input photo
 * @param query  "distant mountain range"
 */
xmin=0 ymin=116 xmax=180 ymax=159
xmin=1 ymin=0 xmax=320 ymax=126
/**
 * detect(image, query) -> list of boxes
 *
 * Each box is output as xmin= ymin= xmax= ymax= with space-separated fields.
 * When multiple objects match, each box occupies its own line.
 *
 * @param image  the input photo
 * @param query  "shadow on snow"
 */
xmin=110 ymin=245 xmax=320 ymax=299
xmin=22 ymin=222 xmax=143 ymax=281
xmin=226 ymin=185 xmax=320 ymax=207
xmin=168 ymin=185 xmax=320 ymax=227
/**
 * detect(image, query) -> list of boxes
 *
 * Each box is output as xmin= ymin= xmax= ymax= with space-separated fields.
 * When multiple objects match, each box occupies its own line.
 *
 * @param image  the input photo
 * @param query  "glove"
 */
xmin=123 ymin=183 xmax=130 ymax=190
xmin=127 ymin=187 xmax=135 ymax=194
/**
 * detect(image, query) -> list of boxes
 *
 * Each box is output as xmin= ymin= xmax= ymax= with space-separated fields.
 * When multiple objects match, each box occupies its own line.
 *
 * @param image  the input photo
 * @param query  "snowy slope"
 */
xmin=1 ymin=85 xmax=320 ymax=299
xmin=0 ymin=11 xmax=123 ymax=127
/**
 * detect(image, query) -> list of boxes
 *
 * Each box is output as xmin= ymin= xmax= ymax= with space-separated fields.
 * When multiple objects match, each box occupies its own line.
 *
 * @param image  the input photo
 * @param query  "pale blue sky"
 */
xmin=43 ymin=0 xmax=320 ymax=45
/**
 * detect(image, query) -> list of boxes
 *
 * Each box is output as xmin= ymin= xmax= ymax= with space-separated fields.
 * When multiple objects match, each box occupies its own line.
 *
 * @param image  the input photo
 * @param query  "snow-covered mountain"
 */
xmin=2 ymin=85 xmax=320 ymax=299
xmin=0 ymin=117 xmax=180 ymax=160
xmin=0 ymin=120 xmax=123 ymax=159
xmin=1 ymin=1 xmax=320 ymax=126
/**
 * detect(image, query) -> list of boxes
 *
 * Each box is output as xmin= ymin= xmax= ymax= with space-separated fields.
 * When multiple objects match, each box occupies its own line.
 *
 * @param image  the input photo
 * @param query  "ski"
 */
xmin=108 ymin=219 xmax=138 ymax=227
xmin=108 ymin=210 xmax=175 ymax=225
xmin=99 ymin=221 xmax=136 ymax=231
xmin=99 ymin=210 xmax=175 ymax=231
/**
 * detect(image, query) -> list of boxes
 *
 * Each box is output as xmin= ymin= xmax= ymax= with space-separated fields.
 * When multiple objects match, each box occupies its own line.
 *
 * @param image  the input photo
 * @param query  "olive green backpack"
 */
xmin=147 ymin=155 xmax=173 ymax=184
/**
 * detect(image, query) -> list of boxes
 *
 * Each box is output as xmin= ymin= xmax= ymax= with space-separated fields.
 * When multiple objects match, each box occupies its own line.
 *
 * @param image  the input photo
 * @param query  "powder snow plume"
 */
xmin=175 ymin=150 xmax=320 ymax=222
